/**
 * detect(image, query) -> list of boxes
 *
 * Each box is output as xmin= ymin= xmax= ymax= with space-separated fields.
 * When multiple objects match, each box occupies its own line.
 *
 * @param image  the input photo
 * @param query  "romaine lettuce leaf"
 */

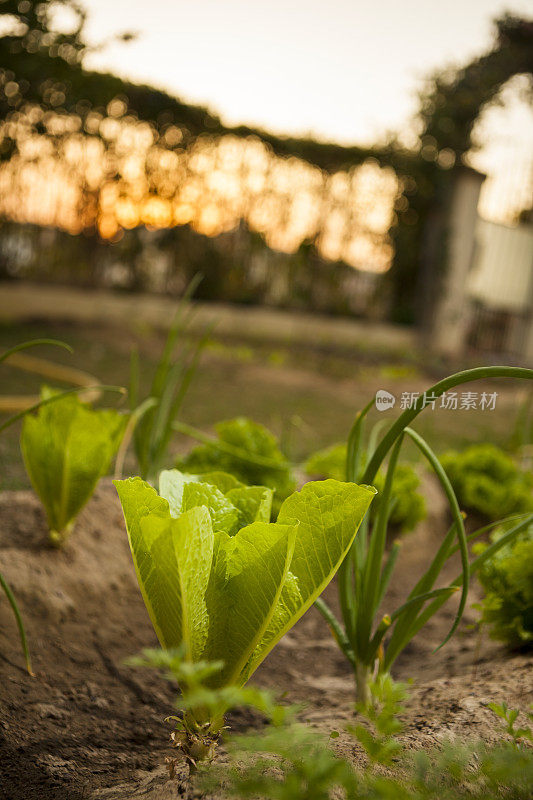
xmin=114 ymin=470 xmax=375 ymax=692
xmin=21 ymin=388 xmax=126 ymax=543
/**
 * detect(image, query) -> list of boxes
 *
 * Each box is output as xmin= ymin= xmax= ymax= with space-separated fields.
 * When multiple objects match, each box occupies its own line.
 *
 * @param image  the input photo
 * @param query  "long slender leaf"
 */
xmin=403 ymin=427 xmax=469 ymax=649
xmin=371 ymin=587 xmax=458 ymax=666
xmin=0 ymin=339 xmax=72 ymax=364
xmin=150 ymin=274 xmax=202 ymax=400
xmin=114 ymin=397 xmax=158 ymax=479
xmin=356 ymin=435 xmax=403 ymax=661
xmin=0 ymin=385 xmax=125 ymax=434
xmin=0 ymin=571 xmax=33 ymax=676
xmin=376 ymin=541 xmax=401 ymax=610
xmin=131 ymin=275 xmax=207 ymax=480
xmin=365 ymin=435 xmax=403 ymax=616
xmin=314 ymin=597 xmax=356 ymax=666
xmin=129 ymin=346 xmax=140 ymax=413
xmin=363 ymin=367 xmax=533 ymax=485
xmin=447 ymin=512 xmax=533 ymax=557
xmin=346 ymin=397 xmax=374 ymax=483
xmin=383 ymin=521 xmax=459 ymax=670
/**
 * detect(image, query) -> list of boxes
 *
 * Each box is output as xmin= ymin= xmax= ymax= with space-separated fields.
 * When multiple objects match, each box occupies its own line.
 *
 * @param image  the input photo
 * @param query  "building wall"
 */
xmin=468 ymin=219 xmax=533 ymax=313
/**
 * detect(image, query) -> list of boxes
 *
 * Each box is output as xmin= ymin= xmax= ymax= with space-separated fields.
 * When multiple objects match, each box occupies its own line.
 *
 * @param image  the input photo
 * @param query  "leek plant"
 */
xmin=130 ymin=275 xmax=209 ymax=482
xmin=314 ymin=366 xmax=533 ymax=707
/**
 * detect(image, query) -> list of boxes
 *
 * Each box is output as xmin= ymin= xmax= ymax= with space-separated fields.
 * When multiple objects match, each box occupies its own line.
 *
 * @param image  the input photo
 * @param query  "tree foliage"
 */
xmin=1 ymin=3 xmax=532 ymax=321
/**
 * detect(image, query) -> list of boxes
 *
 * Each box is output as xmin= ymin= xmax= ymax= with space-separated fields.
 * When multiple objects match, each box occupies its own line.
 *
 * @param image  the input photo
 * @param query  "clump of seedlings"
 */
xmin=200 ymin=676 xmax=533 ymax=800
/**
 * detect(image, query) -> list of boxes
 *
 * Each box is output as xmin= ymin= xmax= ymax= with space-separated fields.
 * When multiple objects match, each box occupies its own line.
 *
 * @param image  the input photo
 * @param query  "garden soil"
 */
xmin=0 ymin=479 xmax=531 ymax=799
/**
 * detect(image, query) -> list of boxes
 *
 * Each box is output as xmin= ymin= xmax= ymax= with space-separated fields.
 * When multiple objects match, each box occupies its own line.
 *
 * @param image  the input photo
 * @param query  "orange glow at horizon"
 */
xmin=0 ymin=108 xmax=399 ymax=273
xmin=1 ymin=73 xmax=530 ymax=275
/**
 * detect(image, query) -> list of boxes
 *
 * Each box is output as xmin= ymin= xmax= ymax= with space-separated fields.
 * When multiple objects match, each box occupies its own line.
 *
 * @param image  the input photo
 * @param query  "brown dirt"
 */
xmin=0 ymin=479 xmax=531 ymax=800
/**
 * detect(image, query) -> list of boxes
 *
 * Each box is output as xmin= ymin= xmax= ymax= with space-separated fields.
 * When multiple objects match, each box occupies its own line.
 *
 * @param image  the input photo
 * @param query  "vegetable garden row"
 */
xmin=0 ymin=319 xmax=532 ymax=799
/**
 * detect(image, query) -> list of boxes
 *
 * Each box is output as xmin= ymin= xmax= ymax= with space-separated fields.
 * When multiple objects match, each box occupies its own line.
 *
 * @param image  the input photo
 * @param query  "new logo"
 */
xmin=375 ymin=390 xmax=396 ymax=411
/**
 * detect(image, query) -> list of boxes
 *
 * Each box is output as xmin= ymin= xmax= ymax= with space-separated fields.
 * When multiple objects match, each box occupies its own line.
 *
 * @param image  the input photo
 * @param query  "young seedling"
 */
xmin=204 ymin=679 xmax=533 ymax=800
xmin=129 ymin=648 xmax=294 ymax=772
xmin=314 ymin=366 xmax=533 ymax=707
xmin=114 ymin=469 xmax=375 ymax=761
xmin=21 ymin=387 xmax=127 ymax=546
xmin=487 ymin=701 xmax=533 ymax=748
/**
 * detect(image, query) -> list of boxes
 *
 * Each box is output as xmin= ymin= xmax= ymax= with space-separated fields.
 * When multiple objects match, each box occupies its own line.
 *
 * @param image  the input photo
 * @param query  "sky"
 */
xmin=82 ymin=0 xmax=533 ymax=147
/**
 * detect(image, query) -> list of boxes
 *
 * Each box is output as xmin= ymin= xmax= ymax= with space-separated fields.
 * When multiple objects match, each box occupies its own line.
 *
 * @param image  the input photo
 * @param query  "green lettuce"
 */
xmin=305 ymin=443 xmax=426 ymax=532
xmin=114 ymin=470 xmax=375 ymax=697
xmin=21 ymin=388 xmax=127 ymax=545
xmin=476 ymin=524 xmax=533 ymax=648
xmin=176 ymin=417 xmax=296 ymax=516
xmin=440 ymin=444 xmax=533 ymax=521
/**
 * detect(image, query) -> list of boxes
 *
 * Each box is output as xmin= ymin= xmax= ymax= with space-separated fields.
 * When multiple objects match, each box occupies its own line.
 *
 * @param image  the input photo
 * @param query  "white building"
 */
xmin=467 ymin=218 xmax=533 ymax=361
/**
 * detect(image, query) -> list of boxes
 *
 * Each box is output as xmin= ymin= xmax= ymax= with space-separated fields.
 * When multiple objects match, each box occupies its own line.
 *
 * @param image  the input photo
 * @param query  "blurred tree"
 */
xmin=0 ymin=4 xmax=531 ymax=322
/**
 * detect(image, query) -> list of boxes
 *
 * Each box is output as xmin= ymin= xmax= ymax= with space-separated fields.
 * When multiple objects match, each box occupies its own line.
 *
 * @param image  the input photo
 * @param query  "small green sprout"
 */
xmin=129 ymin=647 xmax=294 ymax=771
xmin=202 ymin=680 xmax=533 ymax=800
xmin=487 ymin=701 xmax=533 ymax=747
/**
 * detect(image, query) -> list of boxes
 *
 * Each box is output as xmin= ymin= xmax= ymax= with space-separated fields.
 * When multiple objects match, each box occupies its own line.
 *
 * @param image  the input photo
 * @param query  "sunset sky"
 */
xmin=83 ymin=0 xmax=533 ymax=146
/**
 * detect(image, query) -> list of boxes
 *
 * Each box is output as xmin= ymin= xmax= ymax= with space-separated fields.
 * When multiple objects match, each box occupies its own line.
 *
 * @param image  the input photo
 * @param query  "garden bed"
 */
xmin=1 ymin=479 xmax=530 ymax=799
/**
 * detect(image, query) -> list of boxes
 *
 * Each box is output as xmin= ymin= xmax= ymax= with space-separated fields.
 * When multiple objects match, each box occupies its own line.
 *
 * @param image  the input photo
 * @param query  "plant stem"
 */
xmin=49 ymin=524 xmax=72 ymax=548
xmin=355 ymin=662 xmax=371 ymax=708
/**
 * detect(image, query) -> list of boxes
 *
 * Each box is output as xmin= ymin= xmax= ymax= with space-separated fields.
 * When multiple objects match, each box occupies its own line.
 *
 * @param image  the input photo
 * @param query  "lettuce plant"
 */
xmin=175 ymin=417 xmax=297 ymax=516
xmin=305 ymin=442 xmax=426 ymax=533
xmin=314 ymin=366 xmax=533 ymax=707
xmin=114 ymin=469 xmax=375 ymax=759
xmin=21 ymin=388 xmax=127 ymax=545
xmin=440 ymin=443 xmax=533 ymax=520
xmin=1 ymin=338 xmax=76 ymax=674
xmin=476 ymin=523 xmax=533 ymax=648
